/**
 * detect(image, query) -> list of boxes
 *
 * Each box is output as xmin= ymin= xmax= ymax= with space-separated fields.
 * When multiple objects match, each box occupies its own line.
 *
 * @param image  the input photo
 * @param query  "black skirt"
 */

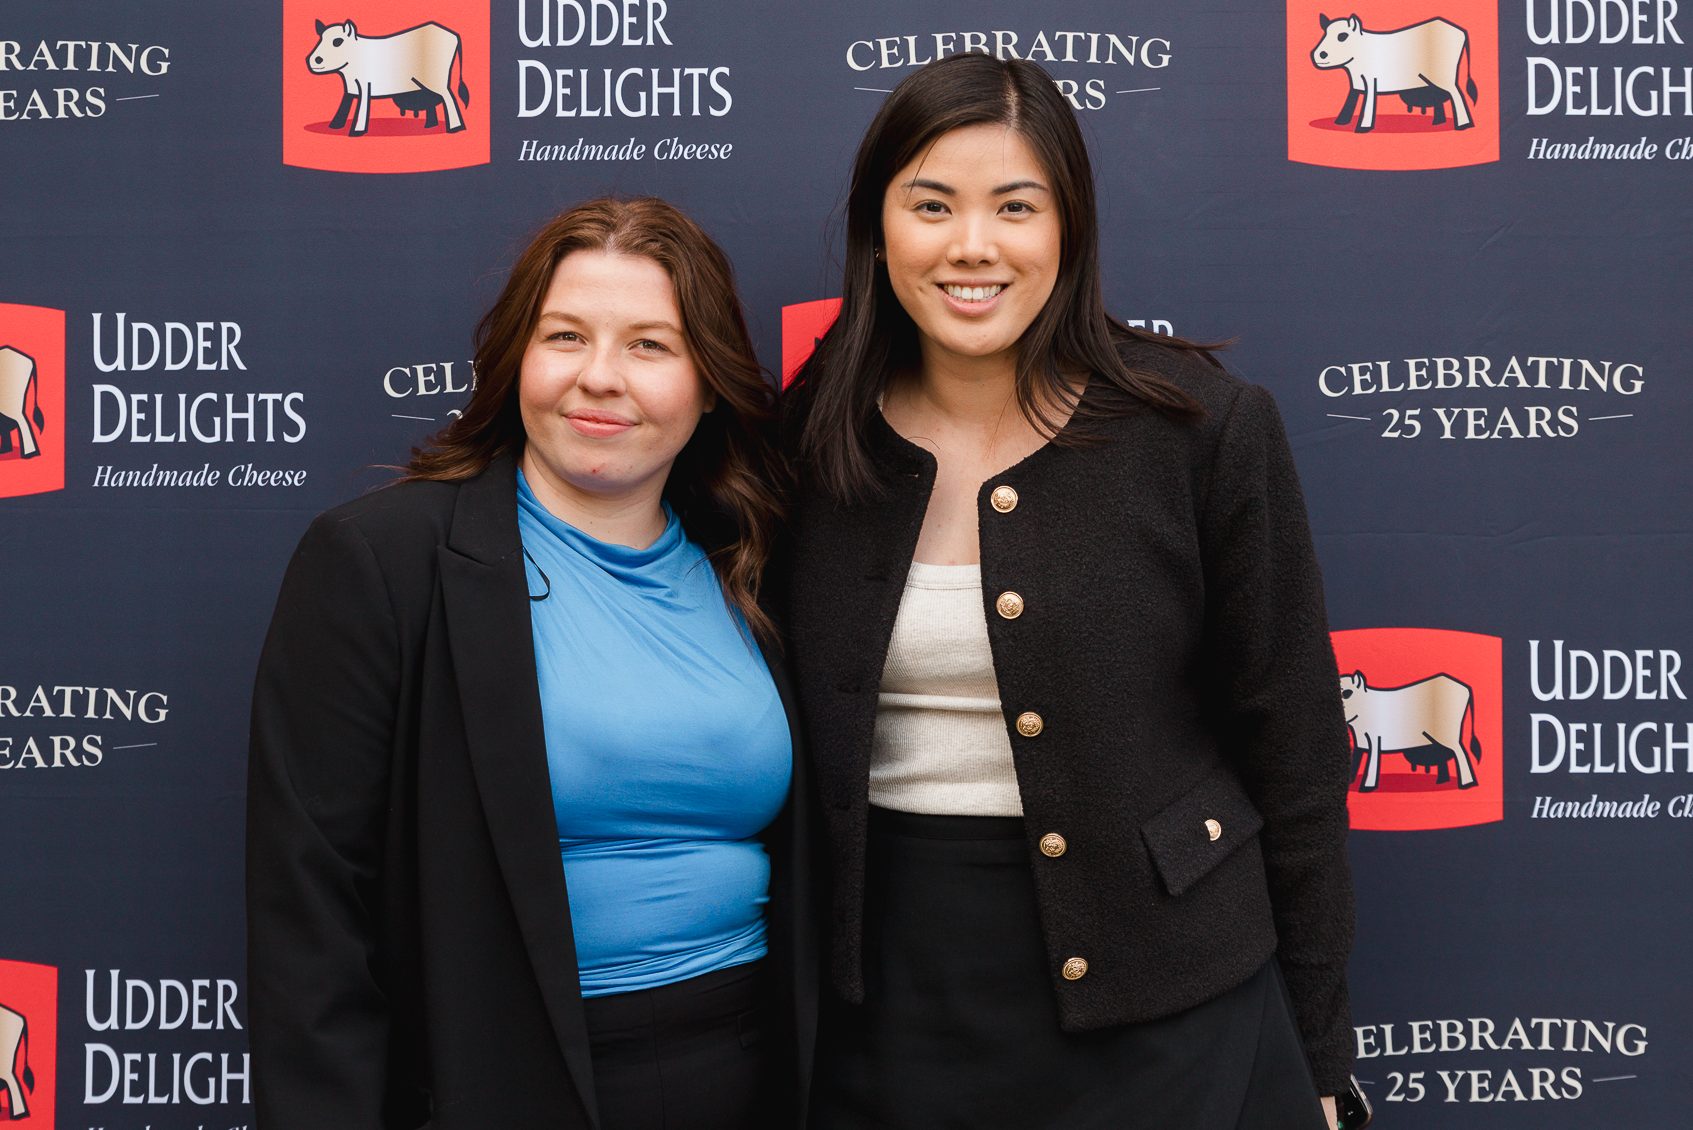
xmin=810 ymin=807 xmax=1327 ymax=1130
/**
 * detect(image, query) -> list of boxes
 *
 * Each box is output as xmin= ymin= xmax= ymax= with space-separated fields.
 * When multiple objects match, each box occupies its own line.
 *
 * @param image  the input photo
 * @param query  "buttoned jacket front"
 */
xmin=781 ymin=344 xmax=1357 ymax=1093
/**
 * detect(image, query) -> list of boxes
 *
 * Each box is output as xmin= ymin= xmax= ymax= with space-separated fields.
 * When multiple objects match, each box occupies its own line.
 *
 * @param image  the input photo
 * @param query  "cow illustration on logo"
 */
xmin=1285 ymin=2 xmax=1498 ymax=170
xmin=1340 ymin=669 xmax=1482 ymax=791
xmin=305 ymin=18 xmax=469 ymax=137
xmin=0 ymin=348 xmax=45 ymax=462
xmin=0 ymin=1003 xmax=35 ymax=1121
xmin=1308 ymin=13 xmax=1478 ymax=132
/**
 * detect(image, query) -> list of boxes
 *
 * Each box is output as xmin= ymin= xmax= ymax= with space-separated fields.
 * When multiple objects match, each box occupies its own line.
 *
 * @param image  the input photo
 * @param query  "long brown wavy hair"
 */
xmin=407 ymin=197 xmax=785 ymax=643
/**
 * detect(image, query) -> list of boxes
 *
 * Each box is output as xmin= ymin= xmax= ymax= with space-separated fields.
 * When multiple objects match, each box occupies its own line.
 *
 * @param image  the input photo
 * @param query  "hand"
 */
xmin=1320 ymin=1094 xmax=1338 ymax=1129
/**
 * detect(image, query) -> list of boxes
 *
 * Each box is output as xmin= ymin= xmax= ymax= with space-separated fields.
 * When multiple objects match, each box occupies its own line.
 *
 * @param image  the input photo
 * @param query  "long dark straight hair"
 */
xmin=792 ymin=52 xmax=1217 ymax=503
xmin=406 ymin=197 xmax=785 ymax=643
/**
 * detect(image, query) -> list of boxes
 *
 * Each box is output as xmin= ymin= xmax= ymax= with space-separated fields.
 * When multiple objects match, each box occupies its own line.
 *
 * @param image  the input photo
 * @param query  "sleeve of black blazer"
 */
xmin=1199 ymin=383 xmax=1356 ymax=1096
xmin=247 ymin=512 xmax=402 ymax=1129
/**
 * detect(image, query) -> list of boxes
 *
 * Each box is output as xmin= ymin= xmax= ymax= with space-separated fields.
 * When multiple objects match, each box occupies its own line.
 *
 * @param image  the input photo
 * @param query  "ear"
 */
xmin=1348 ymin=671 xmax=1366 ymax=688
xmin=342 ymin=20 xmax=356 ymax=37
xmin=315 ymin=19 xmax=328 ymax=34
xmin=1347 ymin=14 xmax=1361 ymax=30
xmin=1319 ymin=13 xmax=1331 ymax=29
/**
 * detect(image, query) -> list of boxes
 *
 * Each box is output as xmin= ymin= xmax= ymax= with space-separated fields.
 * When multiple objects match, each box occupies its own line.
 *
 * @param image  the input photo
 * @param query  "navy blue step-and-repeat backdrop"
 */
xmin=4 ymin=1 xmax=1690 ymax=1126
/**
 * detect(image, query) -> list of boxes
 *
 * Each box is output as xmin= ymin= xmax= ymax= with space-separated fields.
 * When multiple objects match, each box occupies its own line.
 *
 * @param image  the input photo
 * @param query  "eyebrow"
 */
xmin=900 ymin=177 xmax=1051 ymax=195
xmin=535 ymin=312 xmax=682 ymax=334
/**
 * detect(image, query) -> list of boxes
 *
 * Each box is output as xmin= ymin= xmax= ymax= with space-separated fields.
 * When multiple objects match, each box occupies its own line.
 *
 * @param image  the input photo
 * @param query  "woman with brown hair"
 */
xmin=246 ymin=197 xmax=815 ymax=1130
xmin=784 ymin=54 xmax=1356 ymax=1128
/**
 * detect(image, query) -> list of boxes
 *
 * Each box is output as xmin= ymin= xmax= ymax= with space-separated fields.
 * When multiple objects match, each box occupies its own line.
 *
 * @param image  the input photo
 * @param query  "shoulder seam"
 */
xmin=1197 ymin=381 xmax=1257 ymax=525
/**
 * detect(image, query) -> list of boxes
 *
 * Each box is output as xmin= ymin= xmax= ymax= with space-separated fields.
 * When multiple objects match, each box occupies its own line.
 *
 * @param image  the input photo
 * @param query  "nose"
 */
xmin=948 ymin=213 xmax=998 ymax=267
xmin=575 ymin=348 xmax=626 ymax=396
xmin=1318 ymin=50 xmax=1327 ymax=59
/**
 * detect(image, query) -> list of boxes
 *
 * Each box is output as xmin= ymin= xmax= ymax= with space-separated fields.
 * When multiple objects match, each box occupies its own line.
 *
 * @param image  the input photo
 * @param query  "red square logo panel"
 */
xmin=781 ymin=299 xmax=841 ymax=388
xmin=1287 ymin=2 xmax=1500 ymax=169
xmin=1333 ymin=627 xmax=1504 ymax=830
xmin=0 ymin=304 xmax=67 ymax=500
xmin=282 ymin=0 xmax=491 ymax=173
xmin=0 ymin=958 xmax=57 ymax=1127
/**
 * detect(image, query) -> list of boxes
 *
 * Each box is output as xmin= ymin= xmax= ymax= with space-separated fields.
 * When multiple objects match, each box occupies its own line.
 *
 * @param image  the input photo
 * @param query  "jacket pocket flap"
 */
xmin=1141 ymin=764 xmax=1264 ymax=896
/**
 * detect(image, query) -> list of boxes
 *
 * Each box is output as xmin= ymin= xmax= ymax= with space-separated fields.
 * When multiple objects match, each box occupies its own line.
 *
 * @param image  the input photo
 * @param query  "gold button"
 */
xmin=1016 ymin=711 xmax=1044 ymax=738
xmin=990 ymin=485 xmax=1019 ymax=513
xmin=1039 ymin=833 xmax=1067 ymax=858
xmin=995 ymin=591 xmax=1024 ymax=619
xmin=1061 ymin=957 xmax=1089 ymax=981
xmin=1205 ymin=819 xmax=1222 ymax=842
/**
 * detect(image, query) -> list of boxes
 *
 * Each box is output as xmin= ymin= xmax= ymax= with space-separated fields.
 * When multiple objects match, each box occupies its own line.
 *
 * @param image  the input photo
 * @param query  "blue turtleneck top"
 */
xmin=516 ymin=472 xmax=792 ymax=997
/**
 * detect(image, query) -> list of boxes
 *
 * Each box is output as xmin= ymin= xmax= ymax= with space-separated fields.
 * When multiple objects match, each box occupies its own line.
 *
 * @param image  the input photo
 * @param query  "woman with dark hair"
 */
xmin=247 ymin=197 xmax=815 ymax=1130
xmin=785 ymin=53 xmax=1355 ymax=1128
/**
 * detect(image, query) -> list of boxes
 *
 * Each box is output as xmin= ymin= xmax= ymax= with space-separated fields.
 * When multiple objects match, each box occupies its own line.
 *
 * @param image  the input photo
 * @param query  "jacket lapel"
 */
xmin=436 ymin=454 xmax=600 ymax=1129
xmin=788 ymin=415 xmax=934 ymax=815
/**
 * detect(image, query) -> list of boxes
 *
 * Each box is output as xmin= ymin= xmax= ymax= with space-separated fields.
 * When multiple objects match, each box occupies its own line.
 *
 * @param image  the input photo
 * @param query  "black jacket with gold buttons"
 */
xmin=780 ymin=342 xmax=1357 ymax=1095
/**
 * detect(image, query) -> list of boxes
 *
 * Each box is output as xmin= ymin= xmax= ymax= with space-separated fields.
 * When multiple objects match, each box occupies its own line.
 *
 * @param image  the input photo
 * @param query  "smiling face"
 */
xmin=879 ymin=123 xmax=1062 ymax=375
xmin=517 ymin=250 xmax=711 ymax=525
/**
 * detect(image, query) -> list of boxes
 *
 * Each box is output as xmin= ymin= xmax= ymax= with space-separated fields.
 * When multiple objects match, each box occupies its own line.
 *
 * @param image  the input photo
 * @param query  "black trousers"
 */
xmin=811 ymin=807 xmax=1328 ymax=1130
xmin=584 ymin=960 xmax=777 ymax=1130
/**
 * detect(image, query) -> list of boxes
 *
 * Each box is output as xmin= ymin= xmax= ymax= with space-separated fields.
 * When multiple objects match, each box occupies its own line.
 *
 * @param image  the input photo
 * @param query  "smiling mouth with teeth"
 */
xmin=942 ymin=284 xmax=1006 ymax=302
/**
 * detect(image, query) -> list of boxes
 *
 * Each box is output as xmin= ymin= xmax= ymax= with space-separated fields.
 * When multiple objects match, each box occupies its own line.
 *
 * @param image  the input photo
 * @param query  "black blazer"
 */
xmin=246 ymin=454 xmax=818 ymax=1130
xmin=781 ymin=343 xmax=1356 ymax=1094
